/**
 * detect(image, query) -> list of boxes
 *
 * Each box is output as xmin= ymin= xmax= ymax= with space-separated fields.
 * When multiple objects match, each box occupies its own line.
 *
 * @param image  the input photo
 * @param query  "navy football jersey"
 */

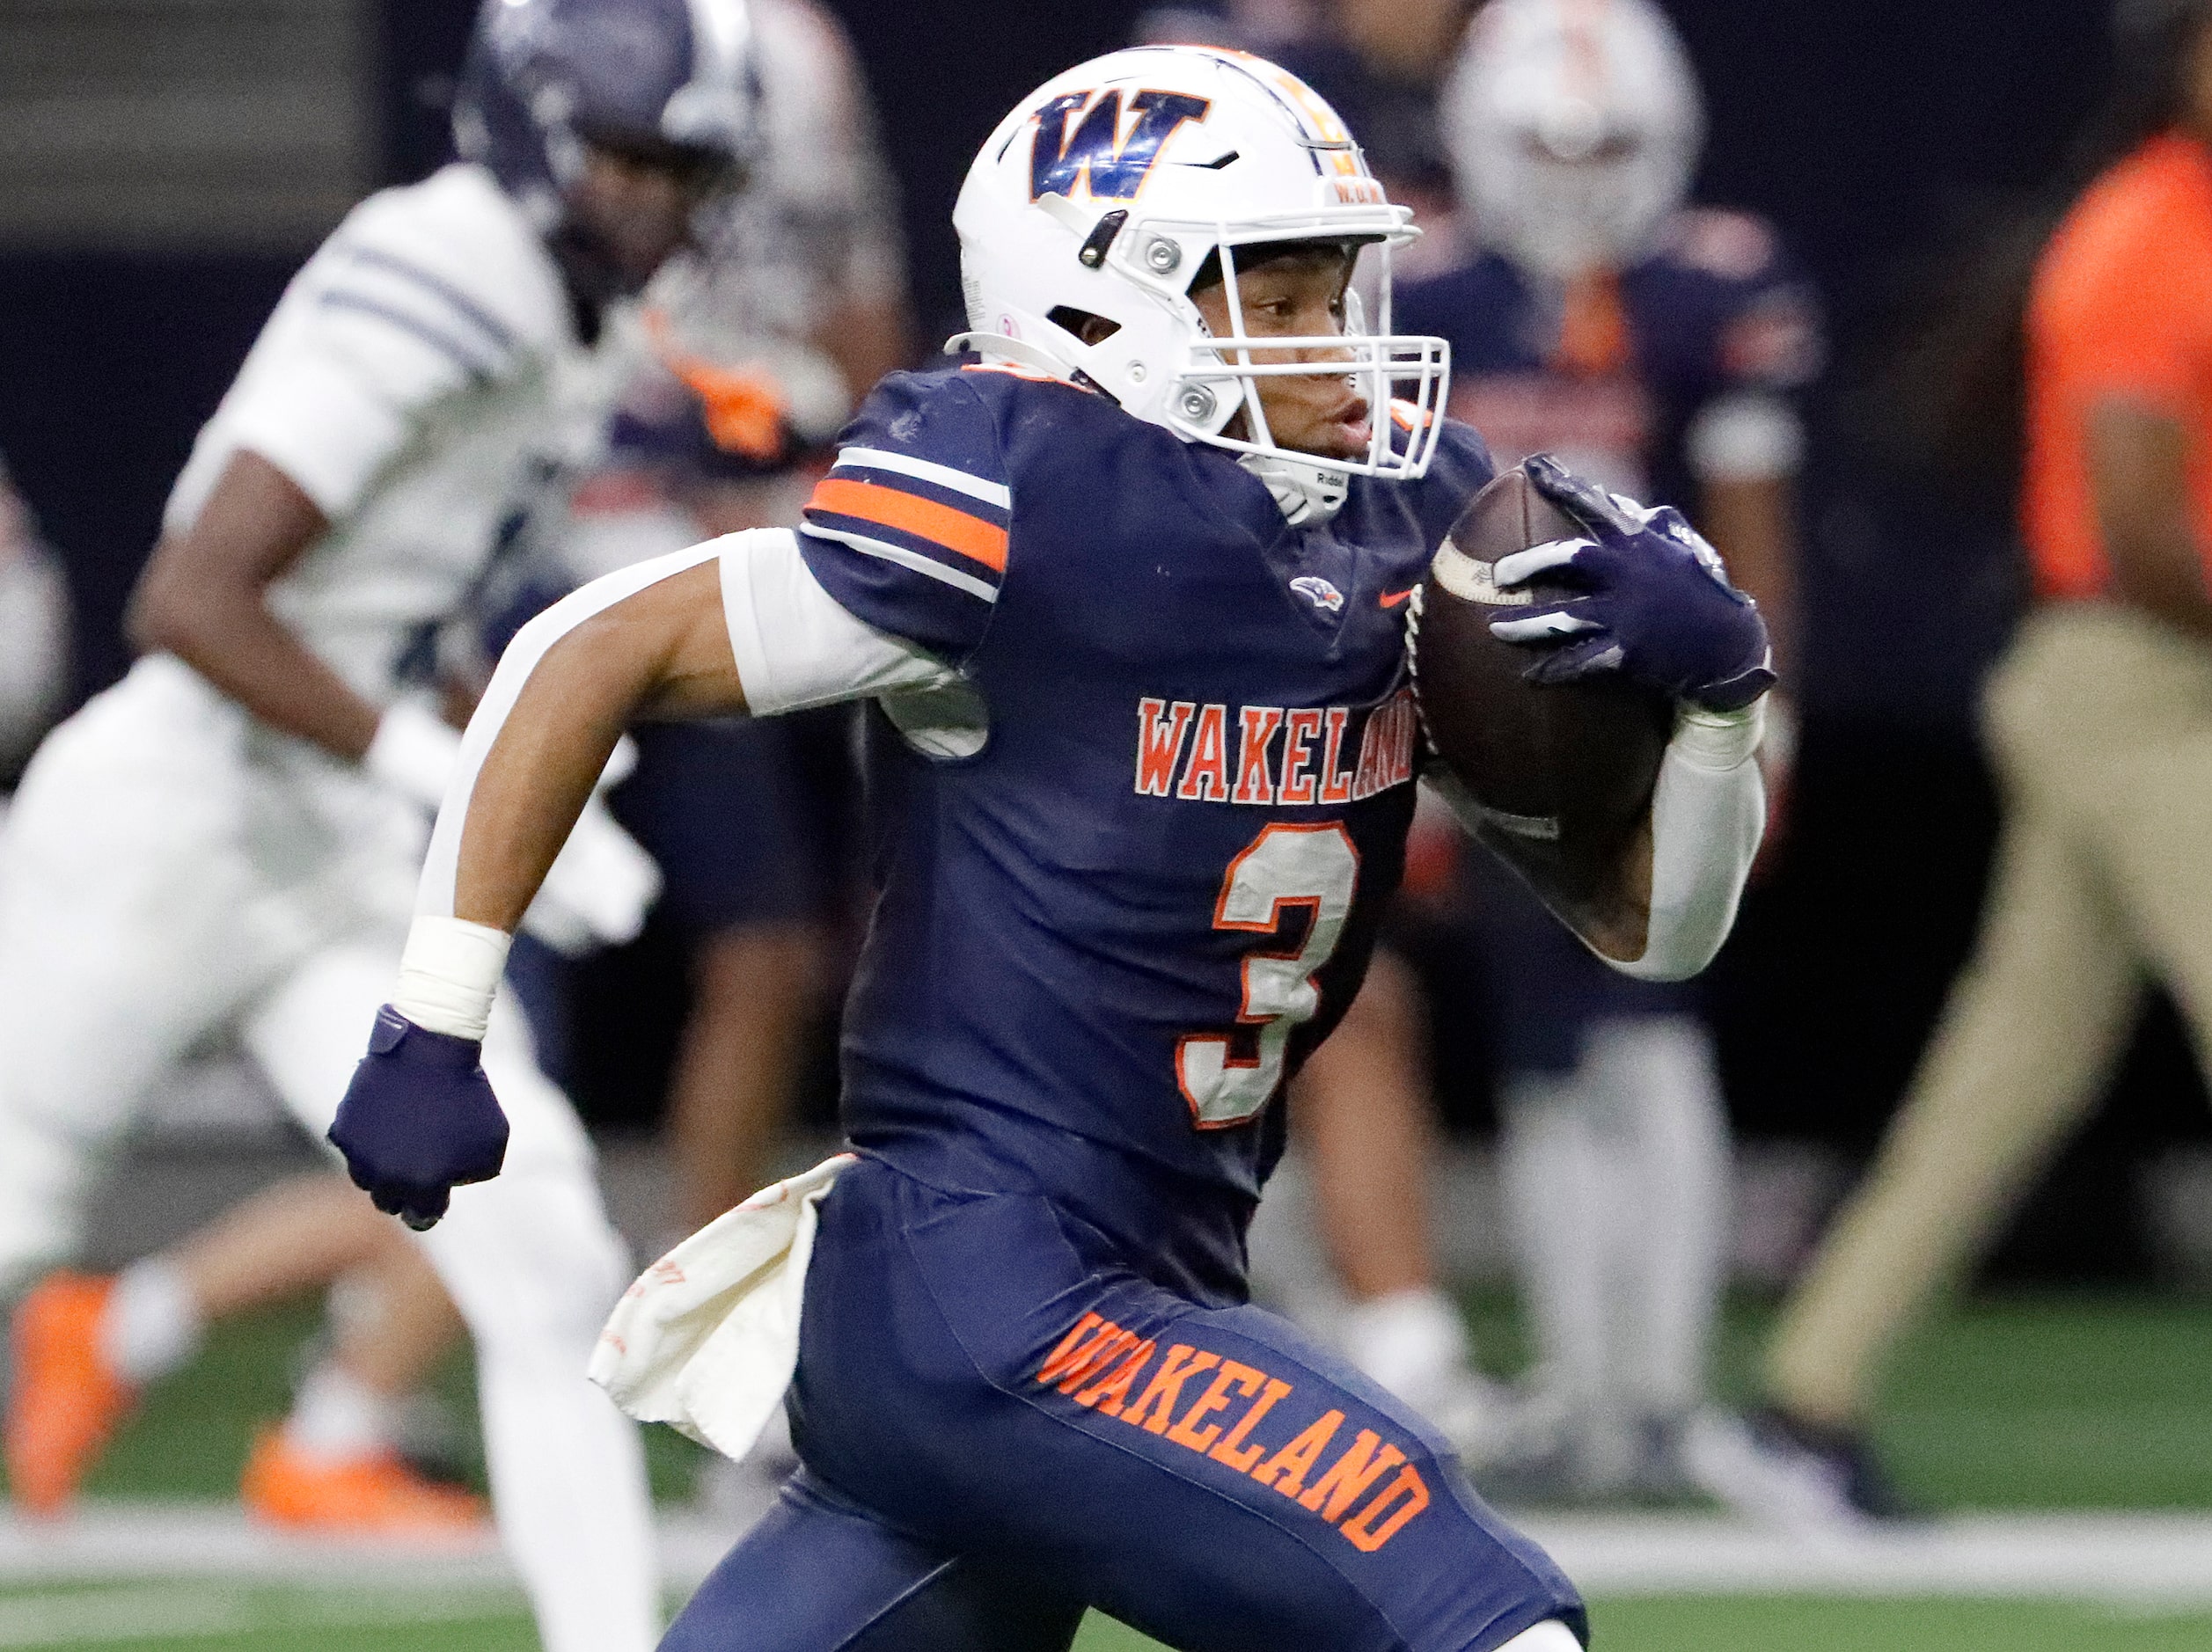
xmin=1397 ymin=208 xmax=1820 ymax=514
xmin=797 ymin=364 xmax=1491 ymax=1283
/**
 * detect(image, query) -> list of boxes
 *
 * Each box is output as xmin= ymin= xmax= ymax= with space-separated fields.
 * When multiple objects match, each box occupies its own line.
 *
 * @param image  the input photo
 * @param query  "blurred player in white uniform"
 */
xmin=0 ymin=457 xmax=71 ymax=796
xmin=1294 ymin=0 xmax=1812 ymax=1500
xmin=0 ymin=3 xmax=762 ymax=1645
xmin=41 ymin=2 xmax=913 ymax=1532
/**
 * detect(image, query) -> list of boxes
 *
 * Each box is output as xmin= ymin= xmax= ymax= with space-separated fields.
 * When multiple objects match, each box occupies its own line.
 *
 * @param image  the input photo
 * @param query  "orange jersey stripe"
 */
xmin=807 ymin=477 xmax=1008 ymax=574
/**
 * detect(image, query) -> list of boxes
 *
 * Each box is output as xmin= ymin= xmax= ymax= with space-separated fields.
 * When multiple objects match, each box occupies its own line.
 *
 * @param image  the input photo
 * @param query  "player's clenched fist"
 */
xmin=329 ymin=1007 xmax=509 ymax=1231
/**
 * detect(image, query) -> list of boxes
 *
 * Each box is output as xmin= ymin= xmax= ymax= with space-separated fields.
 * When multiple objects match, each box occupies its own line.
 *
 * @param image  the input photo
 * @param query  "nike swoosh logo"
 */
xmin=1379 ymin=588 xmax=1416 ymax=609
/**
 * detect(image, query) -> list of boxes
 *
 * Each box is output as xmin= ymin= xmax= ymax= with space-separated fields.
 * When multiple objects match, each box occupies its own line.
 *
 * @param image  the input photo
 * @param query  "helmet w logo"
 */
xmin=1030 ymin=89 xmax=1211 ymax=202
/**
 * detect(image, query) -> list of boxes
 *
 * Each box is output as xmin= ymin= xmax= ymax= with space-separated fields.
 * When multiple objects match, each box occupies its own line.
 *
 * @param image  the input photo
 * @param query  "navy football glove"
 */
xmin=1488 ymin=454 xmax=1776 ymax=713
xmin=328 ymin=1007 xmax=509 ymax=1231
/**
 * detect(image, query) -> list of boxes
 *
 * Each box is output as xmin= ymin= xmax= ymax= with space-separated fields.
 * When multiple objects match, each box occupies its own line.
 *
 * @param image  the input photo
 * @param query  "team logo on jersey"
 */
xmin=1030 ymin=89 xmax=1212 ymax=201
xmin=1289 ymin=575 xmax=1344 ymax=614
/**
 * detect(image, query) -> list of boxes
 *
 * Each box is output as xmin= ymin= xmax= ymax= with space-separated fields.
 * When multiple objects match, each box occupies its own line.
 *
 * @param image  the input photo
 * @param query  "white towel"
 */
xmin=589 ymin=1153 xmax=854 ymax=1460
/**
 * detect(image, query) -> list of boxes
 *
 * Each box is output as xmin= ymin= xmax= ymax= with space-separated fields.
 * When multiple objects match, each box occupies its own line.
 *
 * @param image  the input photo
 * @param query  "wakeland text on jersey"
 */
xmin=1133 ymin=689 xmax=1420 ymax=806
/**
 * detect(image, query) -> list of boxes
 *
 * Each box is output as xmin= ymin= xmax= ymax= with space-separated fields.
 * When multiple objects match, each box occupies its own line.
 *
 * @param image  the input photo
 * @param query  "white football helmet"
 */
xmin=1444 ymin=0 xmax=1704 ymax=281
xmin=952 ymin=46 xmax=1451 ymax=524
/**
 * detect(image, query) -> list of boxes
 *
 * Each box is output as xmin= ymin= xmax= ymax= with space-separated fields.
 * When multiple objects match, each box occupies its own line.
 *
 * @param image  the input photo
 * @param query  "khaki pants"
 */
xmin=1766 ymin=603 xmax=2212 ymax=1424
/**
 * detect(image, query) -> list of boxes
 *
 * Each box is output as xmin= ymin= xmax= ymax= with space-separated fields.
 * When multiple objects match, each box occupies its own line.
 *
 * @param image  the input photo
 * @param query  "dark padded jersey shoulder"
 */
xmin=798 ymin=366 xmax=1014 ymax=666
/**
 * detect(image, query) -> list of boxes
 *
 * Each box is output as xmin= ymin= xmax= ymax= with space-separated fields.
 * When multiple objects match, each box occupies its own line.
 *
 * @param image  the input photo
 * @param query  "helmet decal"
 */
xmin=952 ymin=46 xmax=1452 ymax=523
xmin=1029 ymin=91 xmax=1212 ymax=202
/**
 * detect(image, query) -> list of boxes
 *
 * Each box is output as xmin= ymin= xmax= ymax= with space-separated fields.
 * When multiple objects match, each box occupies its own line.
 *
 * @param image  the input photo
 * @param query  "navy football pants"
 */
xmin=664 ymin=1156 xmax=1585 ymax=1652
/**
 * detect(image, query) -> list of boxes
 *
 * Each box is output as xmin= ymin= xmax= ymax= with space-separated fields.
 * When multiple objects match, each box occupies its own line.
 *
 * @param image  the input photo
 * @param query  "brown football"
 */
xmin=1408 ymin=462 xmax=1673 ymax=922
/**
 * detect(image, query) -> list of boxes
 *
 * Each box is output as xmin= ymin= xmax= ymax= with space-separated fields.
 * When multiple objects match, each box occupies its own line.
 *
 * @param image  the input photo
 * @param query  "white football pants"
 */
xmin=0 ymin=660 xmax=657 ymax=1652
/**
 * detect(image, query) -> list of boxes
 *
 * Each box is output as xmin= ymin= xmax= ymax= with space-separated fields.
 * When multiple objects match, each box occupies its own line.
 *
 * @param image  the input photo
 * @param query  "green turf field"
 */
xmin=3 ymin=1584 xmax=2209 ymax=1651
xmin=73 ymin=1287 xmax=2212 ymax=1511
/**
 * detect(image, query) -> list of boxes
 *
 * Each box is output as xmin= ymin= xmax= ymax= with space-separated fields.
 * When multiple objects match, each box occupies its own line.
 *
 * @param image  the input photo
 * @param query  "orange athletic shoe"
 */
xmin=6 ymin=1272 xmax=136 ymax=1516
xmin=239 ymin=1429 xmax=487 ymax=1533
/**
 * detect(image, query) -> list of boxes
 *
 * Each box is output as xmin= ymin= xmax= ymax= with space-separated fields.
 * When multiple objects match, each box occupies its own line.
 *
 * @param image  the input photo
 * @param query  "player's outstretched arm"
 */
xmin=1489 ymin=456 xmax=1771 ymax=982
xmin=330 ymin=530 xmax=955 ymax=1226
xmin=128 ymin=450 xmax=568 ymax=829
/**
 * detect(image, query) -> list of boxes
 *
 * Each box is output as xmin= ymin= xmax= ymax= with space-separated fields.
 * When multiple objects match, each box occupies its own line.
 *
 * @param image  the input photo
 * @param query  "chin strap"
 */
xmin=1240 ymin=452 xmax=1350 ymax=526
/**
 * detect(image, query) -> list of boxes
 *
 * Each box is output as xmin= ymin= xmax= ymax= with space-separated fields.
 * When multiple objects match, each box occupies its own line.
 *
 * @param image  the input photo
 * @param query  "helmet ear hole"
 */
xmin=1047 ymin=306 xmax=1122 ymax=347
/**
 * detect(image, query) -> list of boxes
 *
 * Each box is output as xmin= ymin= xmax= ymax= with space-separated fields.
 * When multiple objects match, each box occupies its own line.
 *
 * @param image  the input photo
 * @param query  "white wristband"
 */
xmin=1671 ymin=698 xmax=1766 ymax=771
xmin=391 ymin=915 xmax=510 ymax=1042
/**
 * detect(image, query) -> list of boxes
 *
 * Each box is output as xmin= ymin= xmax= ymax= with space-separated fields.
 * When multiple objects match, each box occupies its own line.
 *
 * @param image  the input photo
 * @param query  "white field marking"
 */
xmin=0 ymin=1503 xmax=738 ymax=1592
xmin=0 ymin=1505 xmax=510 ymax=1589
xmin=4 ymin=1505 xmax=2211 ymax=1606
xmin=0 ymin=1583 xmax=524 ymax=1648
xmin=1514 ymin=1510 xmax=2212 ymax=1605
xmin=0 ymin=1587 xmax=248 ymax=1647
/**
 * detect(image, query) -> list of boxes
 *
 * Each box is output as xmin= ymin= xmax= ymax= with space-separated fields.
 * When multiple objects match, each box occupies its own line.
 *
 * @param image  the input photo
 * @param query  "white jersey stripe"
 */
xmin=317 ymin=291 xmax=496 ymax=382
xmin=799 ymin=524 xmax=1000 ymax=603
xmin=342 ymin=245 xmax=521 ymax=352
xmin=834 ymin=446 xmax=1012 ymax=510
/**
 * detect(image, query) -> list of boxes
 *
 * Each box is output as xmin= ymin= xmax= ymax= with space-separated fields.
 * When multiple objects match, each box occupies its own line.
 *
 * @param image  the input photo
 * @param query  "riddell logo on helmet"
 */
xmin=1029 ymin=89 xmax=1212 ymax=202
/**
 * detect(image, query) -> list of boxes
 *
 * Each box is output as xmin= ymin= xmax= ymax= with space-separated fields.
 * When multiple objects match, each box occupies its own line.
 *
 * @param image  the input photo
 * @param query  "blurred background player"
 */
xmin=1747 ymin=0 xmax=2212 ymax=1524
xmin=1292 ymin=0 xmax=1816 ymax=1500
xmin=0 ymin=0 xmax=771 ymax=1641
xmin=0 ymin=455 xmax=71 ymax=800
xmin=22 ymin=0 xmax=911 ymax=1535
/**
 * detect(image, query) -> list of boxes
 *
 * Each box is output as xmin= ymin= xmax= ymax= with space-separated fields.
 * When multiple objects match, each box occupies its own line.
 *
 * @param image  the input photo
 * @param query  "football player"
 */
xmin=1293 ymin=0 xmax=1816 ymax=1500
xmin=328 ymin=45 xmax=1769 ymax=1648
xmin=0 ymin=2 xmax=760 ymax=1644
xmin=17 ymin=0 xmax=912 ymax=1538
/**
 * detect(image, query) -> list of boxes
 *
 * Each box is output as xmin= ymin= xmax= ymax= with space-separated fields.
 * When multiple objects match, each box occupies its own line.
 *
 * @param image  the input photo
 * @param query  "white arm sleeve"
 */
xmin=717 ymin=526 xmax=957 ymax=714
xmin=1609 ymin=701 xmax=1768 ymax=983
xmin=414 ymin=526 xmax=948 ymax=923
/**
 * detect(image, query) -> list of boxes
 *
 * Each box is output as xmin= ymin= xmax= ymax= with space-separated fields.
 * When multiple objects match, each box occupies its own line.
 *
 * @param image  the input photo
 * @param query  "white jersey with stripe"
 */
xmin=165 ymin=163 xmax=580 ymax=708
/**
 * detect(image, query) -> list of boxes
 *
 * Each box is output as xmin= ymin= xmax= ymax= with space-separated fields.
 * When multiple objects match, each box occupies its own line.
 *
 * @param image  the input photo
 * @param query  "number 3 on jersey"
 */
xmin=1177 ymin=822 xmax=1360 ymax=1129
